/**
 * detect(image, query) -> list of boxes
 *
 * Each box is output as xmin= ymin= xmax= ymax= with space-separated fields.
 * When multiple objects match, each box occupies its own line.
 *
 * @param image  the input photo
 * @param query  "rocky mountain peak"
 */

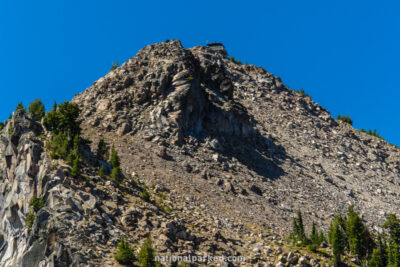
xmin=0 ymin=40 xmax=399 ymax=266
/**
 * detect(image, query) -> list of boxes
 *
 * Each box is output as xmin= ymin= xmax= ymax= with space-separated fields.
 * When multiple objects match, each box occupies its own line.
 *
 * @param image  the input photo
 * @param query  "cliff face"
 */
xmin=1 ymin=40 xmax=400 ymax=266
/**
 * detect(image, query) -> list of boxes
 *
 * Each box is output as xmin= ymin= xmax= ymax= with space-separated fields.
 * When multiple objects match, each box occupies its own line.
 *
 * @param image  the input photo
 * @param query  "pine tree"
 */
xmin=66 ymin=152 xmax=75 ymax=166
xmin=369 ymin=234 xmax=388 ymax=267
xmin=96 ymin=138 xmax=109 ymax=162
xmin=72 ymin=135 xmax=81 ymax=157
xmin=53 ymin=101 xmax=57 ymax=111
xmin=138 ymin=236 xmax=156 ymax=267
xmin=110 ymin=145 xmax=120 ymax=168
xmin=319 ymin=230 xmax=326 ymax=243
xmin=57 ymin=102 xmax=81 ymax=137
xmin=346 ymin=206 xmax=373 ymax=261
xmin=115 ymin=236 xmax=135 ymax=265
xmin=110 ymin=166 xmax=121 ymax=183
xmin=310 ymin=221 xmax=319 ymax=245
xmin=383 ymin=214 xmax=400 ymax=267
xmin=15 ymin=102 xmax=26 ymax=112
xmin=110 ymin=61 xmax=119 ymax=71
xmin=329 ymin=215 xmax=346 ymax=266
xmin=297 ymin=210 xmax=305 ymax=240
xmin=71 ymin=156 xmax=80 ymax=177
xmin=28 ymin=99 xmax=45 ymax=121
xmin=289 ymin=210 xmax=308 ymax=246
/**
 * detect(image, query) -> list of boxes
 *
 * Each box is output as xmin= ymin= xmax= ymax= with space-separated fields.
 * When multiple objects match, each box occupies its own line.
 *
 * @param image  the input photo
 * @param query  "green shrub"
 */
xmin=48 ymin=132 xmax=71 ymax=159
xmin=29 ymin=196 xmax=45 ymax=212
xmin=71 ymin=156 xmax=81 ymax=177
xmin=28 ymin=99 xmax=45 ymax=121
xmin=140 ymin=189 xmax=150 ymax=202
xmin=110 ymin=166 xmax=122 ymax=183
xmin=295 ymin=88 xmax=309 ymax=97
xmin=110 ymin=61 xmax=119 ymax=71
xmin=44 ymin=110 xmax=60 ymax=132
xmin=26 ymin=212 xmax=35 ymax=230
xmin=138 ymin=236 xmax=156 ymax=267
xmin=361 ymin=128 xmax=384 ymax=139
xmin=0 ymin=122 xmax=4 ymax=131
xmin=115 ymin=236 xmax=135 ymax=265
xmin=337 ymin=114 xmax=353 ymax=125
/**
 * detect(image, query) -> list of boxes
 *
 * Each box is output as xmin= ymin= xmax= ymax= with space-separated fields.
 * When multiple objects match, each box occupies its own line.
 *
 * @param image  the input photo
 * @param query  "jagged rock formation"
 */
xmin=1 ymin=40 xmax=400 ymax=266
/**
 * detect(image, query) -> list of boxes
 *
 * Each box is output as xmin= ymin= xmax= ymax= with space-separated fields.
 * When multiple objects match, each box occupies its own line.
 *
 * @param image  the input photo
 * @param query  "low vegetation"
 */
xmin=337 ymin=114 xmax=353 ymax=125
xmin=115 ymin=236 xmax=135 ymax=265
xmin=28 ymin=99 xmax=45 ymax=121
xmin=291 ymin=207 xmax=400 ymax=267
xmin=29 ymin=195 xmax=45 ymax=212
xmin=110 ymin=61 xmax=119 ymax=71
xmin=294 ymin=88 xmax=310 ymax=98
xmin=138 ymin=236 xmax=157 ymax=267
xmin=361 ymin=128 xmax=384 ymax=139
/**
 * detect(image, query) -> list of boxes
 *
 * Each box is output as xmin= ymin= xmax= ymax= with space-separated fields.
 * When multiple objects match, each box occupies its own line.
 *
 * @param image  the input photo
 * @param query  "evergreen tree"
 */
xmin=319 ymin=230 xmax=326 ymax=243
xmin=329 ymin=215 xmax=346 ymax=266
xmin=369 ymin=234 xmax=388 ymax=267
xmin=114 ymin=236 xmax=135 ymax=265
xmin=346 ymin=206 xmax=373 ymax=261
xmin=53 ymin=101 xmax=57 ymax=111
xmin=138 ymin=236 xmax=156 ymax=267
xmin=71 ymin=156 xmax=80 ymax=177
xmin=383 ymin=214 xmax=400 ymax=267
xmin=96 ymin=138 xmax=109 ymax=162
xmin=66 ymin=152 xmax=75 ymax=166
xmin=110 ymin=61 xmax=119 ymax=71
xmin=28 ymin=99 xmax=45 ymax=121
xmin=57 ymin=102 xmax=81 ymax=136
xmin=310 ymin=221 xmax=320 ymax=245
xmin=44 ymin=110 xmax=61 ymax=132
xmin=110 ymin=166 xmax=122 ymax=183
xmin=48 ymin=132 xmax=71 ymax=159
xmin=110 ymin=145 xmax=120 ymax=168
xmin=383 ymin=214 xmax=400 ymax=245
xmin=289 ymin=210 xmax=308 ymax=246
xmin=72 ymin=134 xmax=81 ymax=157
xmin=297 ymin=209 xmax=305 ymax=240
xmin=15 ymin=102 xmax=26 ymax=112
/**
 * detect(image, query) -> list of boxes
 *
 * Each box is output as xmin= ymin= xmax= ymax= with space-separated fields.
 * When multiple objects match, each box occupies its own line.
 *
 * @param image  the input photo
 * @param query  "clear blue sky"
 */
xmin=1 ymin=1 xmax=400 ymax=144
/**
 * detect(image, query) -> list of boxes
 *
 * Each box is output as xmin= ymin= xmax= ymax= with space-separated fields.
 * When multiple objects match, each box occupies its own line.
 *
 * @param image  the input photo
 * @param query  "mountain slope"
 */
xmin=0 ymin=40 xmax=399 ymax=266
xmin=74 ymin=40 xmax=400 ymax=234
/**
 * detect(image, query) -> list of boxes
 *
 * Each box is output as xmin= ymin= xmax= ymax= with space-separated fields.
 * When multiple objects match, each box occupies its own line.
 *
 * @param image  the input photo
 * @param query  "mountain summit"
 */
xmin=0 ymin=40 xmax=399 ymax=266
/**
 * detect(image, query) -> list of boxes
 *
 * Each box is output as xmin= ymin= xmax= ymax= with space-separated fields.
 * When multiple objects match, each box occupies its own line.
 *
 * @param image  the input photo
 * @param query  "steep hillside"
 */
xmin=74 ymin=40 xmax=400 ymax=234
xmin=0 ymin=40 xmax=399 ymax=266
